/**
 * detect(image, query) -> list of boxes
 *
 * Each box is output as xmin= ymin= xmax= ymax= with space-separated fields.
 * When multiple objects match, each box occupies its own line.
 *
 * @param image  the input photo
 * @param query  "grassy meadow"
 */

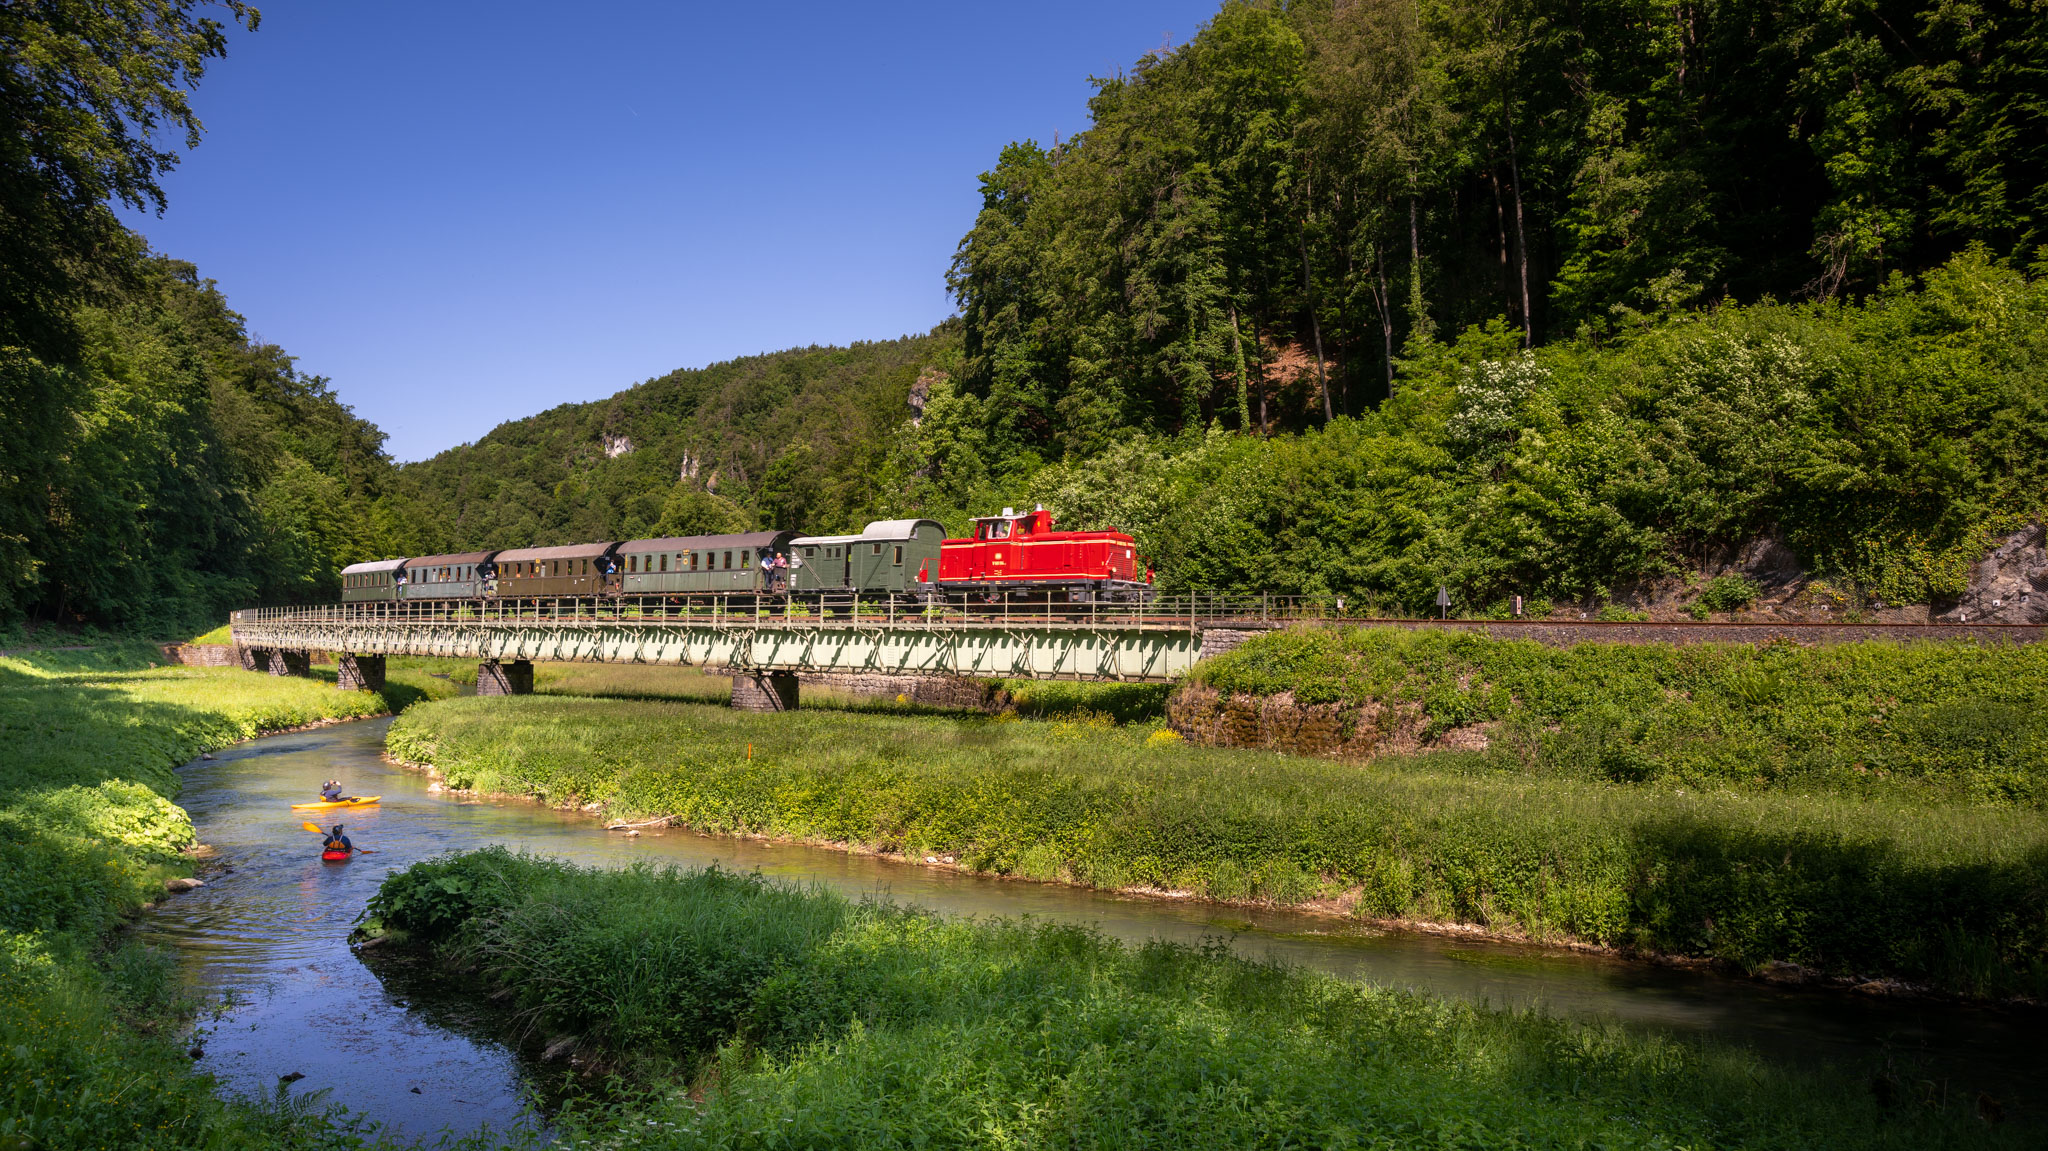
xmin=1194 ymin=628 xmax=2048 ymax=806
xmin=359 ymin=849 xmax=2028 ymax=1150
xmin=0 ymin=646 xmax=460 ymax=1150
xmin=388 ymin=688 xmax=2048 ymax=997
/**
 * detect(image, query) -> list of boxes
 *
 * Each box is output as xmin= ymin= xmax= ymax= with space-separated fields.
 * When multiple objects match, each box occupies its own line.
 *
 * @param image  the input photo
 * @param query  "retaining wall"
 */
xmin=160 ymin=643 xmax=242 ymax=667
xmin=797 ymin=672 xmax=1002 ymax=710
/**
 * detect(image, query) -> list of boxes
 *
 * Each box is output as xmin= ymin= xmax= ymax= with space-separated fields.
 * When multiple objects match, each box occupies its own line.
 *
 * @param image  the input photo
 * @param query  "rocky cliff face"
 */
xmin=1593 ymin=525 xmax=2048 ymax=624
xmin=1938 ymin=526 xmax=2048 ymax=624
xmin=1165 ymin=683 xmax=1445 ymax=759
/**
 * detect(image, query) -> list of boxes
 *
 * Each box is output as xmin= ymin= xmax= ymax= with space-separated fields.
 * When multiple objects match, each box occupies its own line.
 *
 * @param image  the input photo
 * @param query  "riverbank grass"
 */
xmin=0 ymin=649 xmax=460 ymax=1150
xmin=389 ymin=693 xmax=2048 ymax=999
xmin=362 ymin=849 xmax=2028 ymax=1149
xmin=1193 ymin=627 xmax=2048 ymax=805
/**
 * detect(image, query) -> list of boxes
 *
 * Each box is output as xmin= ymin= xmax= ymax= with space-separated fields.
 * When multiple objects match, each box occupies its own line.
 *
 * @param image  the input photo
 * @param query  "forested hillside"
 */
xmin=385 ymin=333 xmax=953 ymax=552
xmin=948 ymin=0 xmax=2048 ymax=446
xmin=1 ymin=3 xmax=400 ymax=634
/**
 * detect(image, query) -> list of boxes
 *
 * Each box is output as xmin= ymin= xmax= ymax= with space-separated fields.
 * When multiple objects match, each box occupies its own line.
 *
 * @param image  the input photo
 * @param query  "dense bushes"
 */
xmin=1194 ymin=628 xmax=2048 ymax=804
xmin=363 ymin=851 xmax=2026 ymax=1149
xmin=997 ymin=256 xmax=2048 ymax=610
xmin=0 ymin=650 xmax=456 ymax=1150
xmin=387 ymin=694 xmax=2048 ymax=996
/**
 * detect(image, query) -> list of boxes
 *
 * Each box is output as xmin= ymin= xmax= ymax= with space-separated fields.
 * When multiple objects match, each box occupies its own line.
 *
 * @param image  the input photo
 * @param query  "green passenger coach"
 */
xmin=791 ymin=519 xmax=944 ymax=595
xmin=399 ymin=550 xmax=498 ymax=600
xmin=617 ymin=530 xmax=796 ymax=596
xmin=492 ymin=542 xmax=622 ymax=598
xmin=341 ymin=558 xmax=405 ymax=602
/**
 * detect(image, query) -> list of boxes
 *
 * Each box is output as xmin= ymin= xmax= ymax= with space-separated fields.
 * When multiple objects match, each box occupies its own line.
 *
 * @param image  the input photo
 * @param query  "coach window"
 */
xmin=893 ymin=545 xmax=904 ymax=566
xmin=873 ymin=543 xmax=883 ymax=556
xmin=658 ymin=554 xmax=667 ymax=572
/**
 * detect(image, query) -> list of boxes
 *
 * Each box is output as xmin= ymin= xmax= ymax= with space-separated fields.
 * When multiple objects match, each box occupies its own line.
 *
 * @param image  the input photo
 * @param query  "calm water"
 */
xmin=141 ymin=716 xmax=2047 ymax=1140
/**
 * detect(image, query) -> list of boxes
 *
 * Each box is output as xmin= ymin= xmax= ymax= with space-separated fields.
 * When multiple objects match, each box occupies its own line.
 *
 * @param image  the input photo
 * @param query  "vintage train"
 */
xmin=339 ymin=506 xmax=1151 ymax=604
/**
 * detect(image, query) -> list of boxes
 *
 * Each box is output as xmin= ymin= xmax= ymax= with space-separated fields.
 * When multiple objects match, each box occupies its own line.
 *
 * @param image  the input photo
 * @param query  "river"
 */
xmin=139 ymin=715 xmax=2046 ymax=1141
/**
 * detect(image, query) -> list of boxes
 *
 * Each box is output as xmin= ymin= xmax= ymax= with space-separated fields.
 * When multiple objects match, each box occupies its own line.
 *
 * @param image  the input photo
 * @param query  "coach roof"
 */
xmin=616 ymin=531 xmax=790 ymax=553
xmin=493 ymin=541 xmax=618 ymax=563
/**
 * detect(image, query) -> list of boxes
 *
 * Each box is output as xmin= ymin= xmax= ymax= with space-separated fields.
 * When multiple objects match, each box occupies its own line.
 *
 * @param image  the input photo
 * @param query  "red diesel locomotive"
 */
xmin=936 ymin=506 xmax=1151 ymax=602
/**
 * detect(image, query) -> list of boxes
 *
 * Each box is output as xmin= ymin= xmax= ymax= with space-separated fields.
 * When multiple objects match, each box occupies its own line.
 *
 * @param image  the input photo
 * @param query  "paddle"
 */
xmin=302 ymin=821 xmax=375 ymax=854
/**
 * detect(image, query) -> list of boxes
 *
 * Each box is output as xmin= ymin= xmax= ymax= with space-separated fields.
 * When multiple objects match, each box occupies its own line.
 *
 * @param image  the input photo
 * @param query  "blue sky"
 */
xmin=123 ymin=1 xmax=1218 ymax=461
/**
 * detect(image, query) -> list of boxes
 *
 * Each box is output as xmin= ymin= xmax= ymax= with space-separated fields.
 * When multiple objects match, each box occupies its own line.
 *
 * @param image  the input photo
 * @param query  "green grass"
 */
xmin=360 ymin=849 xmax=2029 ymax=1150
xmin=387 ymin=694 xmax=2048 ymax=997
xmin=1001 ymin=677 xmax=1172 ymax=723
xmin=0 ymin=650 xmax=465 ymax=1150
xmin=536 ymin=662 xmax=732 ymax=702
xmin=1194 ymin=627 xmax=2048 ymax=806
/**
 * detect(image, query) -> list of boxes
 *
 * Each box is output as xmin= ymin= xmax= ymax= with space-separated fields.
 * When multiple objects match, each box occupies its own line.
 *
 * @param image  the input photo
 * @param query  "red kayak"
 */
xmin=321 ymin=849 xmax=352 ymax=862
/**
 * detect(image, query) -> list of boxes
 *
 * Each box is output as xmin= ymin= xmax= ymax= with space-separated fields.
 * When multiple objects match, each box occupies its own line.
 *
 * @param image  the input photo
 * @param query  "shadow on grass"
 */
xmin=1627 ymin=813 xmax=2048 ymax=999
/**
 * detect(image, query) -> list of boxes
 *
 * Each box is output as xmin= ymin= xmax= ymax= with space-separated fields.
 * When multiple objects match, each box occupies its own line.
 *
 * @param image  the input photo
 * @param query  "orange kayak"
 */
xmin=321 ymin=849 xmax=352 ymax=862
xmin=292 ymin=796 xmax=381 ymax=811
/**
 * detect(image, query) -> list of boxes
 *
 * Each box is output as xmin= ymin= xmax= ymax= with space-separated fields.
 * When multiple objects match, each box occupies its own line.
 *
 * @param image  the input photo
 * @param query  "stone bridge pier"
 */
xmin=477 ymin=659 xmax=534 ymax=696
xmin=240 ymin=646 xmax=310 ymax=677
xmin=731 ymin=670 xmax=799 ymax=711
xmin=336 ymin=654 xmax=386 ymax=692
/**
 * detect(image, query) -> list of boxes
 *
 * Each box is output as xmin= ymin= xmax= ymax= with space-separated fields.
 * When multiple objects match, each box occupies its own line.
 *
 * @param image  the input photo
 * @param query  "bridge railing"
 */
xmin=229 ymin=592 xmax=1364 ymax=631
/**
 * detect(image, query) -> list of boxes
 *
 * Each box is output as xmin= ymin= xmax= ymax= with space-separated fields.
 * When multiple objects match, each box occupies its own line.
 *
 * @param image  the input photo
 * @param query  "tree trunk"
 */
xmin=1505 ymin=118 xmax=1533 ymax=349
xmin=1300 ymin=231 xmax=1331 ymax=422
xmin=1406 ymin=191 xmax=1429 ymax=343
xmin=1373 ymin=248 xmax=1395 ymax=398
xmin=1229 ymin=304 xmax=1252 ymax=434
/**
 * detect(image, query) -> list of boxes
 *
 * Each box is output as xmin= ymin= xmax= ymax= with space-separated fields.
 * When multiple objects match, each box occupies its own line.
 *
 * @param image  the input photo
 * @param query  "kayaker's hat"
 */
xmin=331 ymin=824 xmax=343 ymax=834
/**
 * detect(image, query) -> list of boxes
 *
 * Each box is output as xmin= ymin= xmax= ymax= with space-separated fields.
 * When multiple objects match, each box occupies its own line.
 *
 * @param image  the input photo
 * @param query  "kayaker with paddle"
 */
xmin=322 ymin=824 xmax=355 ymax=858
xmin=320 ymin=779 xmax=346 ymax=802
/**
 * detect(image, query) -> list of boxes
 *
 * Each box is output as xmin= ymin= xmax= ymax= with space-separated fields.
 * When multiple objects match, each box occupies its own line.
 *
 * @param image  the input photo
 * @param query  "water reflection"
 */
xmin=142 ymin=716 xmax=2046 ymax=1139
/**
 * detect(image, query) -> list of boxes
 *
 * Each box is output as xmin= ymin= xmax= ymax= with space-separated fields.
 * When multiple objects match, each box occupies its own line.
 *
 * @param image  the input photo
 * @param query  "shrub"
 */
xmin=1698 ymin=574 xmax=1763 ymax=613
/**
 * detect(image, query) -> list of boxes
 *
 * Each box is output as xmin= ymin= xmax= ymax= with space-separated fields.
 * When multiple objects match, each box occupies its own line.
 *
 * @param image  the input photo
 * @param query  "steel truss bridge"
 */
xmin=228 ymin=594 xmax=1305 ymax=702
